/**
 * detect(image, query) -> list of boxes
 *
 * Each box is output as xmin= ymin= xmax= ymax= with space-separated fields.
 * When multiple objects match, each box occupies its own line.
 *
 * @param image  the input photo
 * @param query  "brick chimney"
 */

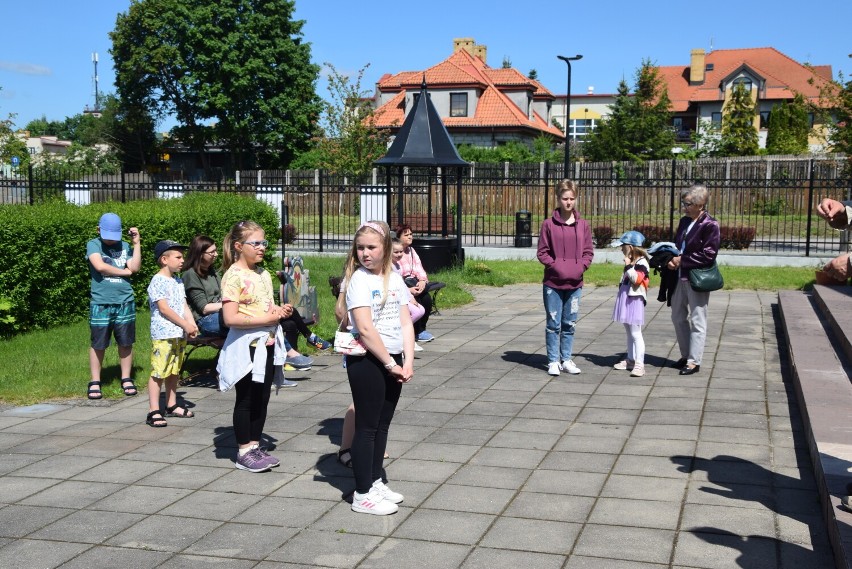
xmin=690 ymin=49 xmax=706 ymax=85
xmin=453 ymin=38 xmax=487 ymax=63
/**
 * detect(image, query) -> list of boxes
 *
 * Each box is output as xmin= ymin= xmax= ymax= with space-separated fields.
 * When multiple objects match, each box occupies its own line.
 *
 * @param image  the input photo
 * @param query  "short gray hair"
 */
xmin=681 ymin=184 xmax=708 ymax=207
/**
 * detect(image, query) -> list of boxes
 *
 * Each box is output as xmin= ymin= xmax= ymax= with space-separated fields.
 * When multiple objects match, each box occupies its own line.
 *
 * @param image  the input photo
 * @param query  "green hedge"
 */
xmin=0 ymin=193 xmax=279 ymax=337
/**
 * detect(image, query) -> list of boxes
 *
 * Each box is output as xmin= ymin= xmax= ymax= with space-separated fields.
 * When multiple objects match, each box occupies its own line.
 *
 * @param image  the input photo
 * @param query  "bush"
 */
xmin=283 ymin=224 xmax=298 ymax=244
xmin=720 ymin=225 xmax=756 ymax=250
xmin=632 ymin=225 xmax=670 ymax=246
xmin=0 ymin=193 xmax=279 ymax=337
xmin=592 ymin=225 xmax=614 ymax=248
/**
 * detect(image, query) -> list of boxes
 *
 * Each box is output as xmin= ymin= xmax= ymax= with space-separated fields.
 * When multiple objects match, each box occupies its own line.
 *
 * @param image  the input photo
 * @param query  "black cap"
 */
xmin=153 ymin=240 xmax=187 ymax=261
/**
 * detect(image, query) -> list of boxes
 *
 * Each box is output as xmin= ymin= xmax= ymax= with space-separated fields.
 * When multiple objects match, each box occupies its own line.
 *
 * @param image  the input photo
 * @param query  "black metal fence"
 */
xmin=2 ymin=156 xmax=850 ymax=256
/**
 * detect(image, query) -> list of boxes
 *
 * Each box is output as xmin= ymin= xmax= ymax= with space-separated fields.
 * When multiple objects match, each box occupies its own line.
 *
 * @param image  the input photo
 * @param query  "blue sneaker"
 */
xmin=308 ymin=333 xmax=332 ymax=351
xmin=416 ymin=331 xmax=435 ymax=343
xmin=287 ymin=354 xmax=313 ymax=369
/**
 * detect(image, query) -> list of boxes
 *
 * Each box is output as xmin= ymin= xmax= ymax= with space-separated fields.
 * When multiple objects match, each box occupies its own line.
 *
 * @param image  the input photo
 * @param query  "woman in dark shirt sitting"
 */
xmin=182 ymin=235 xmax=226 ymax=337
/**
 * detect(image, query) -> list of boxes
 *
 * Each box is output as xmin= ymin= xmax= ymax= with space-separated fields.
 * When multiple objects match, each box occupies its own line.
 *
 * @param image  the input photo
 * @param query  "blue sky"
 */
xmin=1 ymin=0 xmax=850 ymax=132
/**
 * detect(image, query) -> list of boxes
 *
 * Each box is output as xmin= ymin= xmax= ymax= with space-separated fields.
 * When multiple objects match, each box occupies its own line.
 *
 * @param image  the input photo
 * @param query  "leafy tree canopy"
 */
xmin=810 ymin=72 xmax=852 ymax=158
xmin=582 ymin=59 xmax=675 ymax=162
xmin=765 ymin=94 xmax=810 ymax=155
xmin=110 ymin=0 xmax=322 ymax=169
xmin=293 ymin=63 xmax=392 ymax=175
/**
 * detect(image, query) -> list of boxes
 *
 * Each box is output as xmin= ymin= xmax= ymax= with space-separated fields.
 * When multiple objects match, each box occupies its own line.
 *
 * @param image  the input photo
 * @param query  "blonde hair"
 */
xmin=556 ymin=179 xmax=579 ymax=198
xmin=623 ymin=244 xmax=649 ymax=262
xmin=336 ymin=220 xmax=393 ymax=315
xmin=221 ymin=220 xmax=264 ymax=272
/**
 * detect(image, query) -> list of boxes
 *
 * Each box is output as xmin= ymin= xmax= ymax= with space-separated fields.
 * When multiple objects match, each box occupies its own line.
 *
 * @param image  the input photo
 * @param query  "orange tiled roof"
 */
xmin=374 ymin=49 xmax=561 ymax=137
xmin=659 ymin=47 xmax=832 ymax=113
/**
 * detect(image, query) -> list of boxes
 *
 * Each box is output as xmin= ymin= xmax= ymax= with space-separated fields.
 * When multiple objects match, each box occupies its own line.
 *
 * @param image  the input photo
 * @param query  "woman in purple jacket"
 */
xmin=537 ymin=180 xmax=594 ymax=377
xmin=666 ymin=184 xmax=721 ymax=376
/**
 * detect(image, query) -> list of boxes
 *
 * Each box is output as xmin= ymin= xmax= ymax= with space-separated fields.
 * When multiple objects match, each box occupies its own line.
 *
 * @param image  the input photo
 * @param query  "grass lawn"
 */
xmin=0 ymin=255 xmax=820 ymax=406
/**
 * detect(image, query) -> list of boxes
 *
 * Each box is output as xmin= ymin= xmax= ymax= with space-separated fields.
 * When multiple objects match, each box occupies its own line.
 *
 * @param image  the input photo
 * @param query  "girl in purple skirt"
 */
xmin=612 ymin=231 xmax=650 ymax=377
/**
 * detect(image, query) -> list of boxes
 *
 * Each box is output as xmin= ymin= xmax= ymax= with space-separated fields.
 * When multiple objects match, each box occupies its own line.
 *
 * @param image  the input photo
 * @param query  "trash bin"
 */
xmin=515 ymin=210 xmax=532 ymax=247
xmin=411 ymin=236 xmax=463 ymax=274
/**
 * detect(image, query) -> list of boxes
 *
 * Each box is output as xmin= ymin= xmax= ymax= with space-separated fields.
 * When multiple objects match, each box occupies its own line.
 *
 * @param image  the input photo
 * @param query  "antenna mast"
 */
xmin=92 ymin=52 xmax=100 ymax=112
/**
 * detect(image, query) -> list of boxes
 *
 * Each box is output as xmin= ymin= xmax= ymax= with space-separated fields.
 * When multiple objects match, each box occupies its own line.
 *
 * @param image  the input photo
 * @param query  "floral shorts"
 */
xmin=150 ymin=338 xmax=187 ymax=379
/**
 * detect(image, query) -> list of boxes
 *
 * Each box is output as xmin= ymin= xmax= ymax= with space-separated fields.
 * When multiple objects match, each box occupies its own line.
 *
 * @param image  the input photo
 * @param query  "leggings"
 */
xmin=413 ymin=291 xmax=432 ymax=334
xmin=232 ymin=345 xmax=274 ymax=445
xmin=347 ymin=352 xmax=402 ymax=494
xmin=624 ymin=323 xmax=645 ymax=365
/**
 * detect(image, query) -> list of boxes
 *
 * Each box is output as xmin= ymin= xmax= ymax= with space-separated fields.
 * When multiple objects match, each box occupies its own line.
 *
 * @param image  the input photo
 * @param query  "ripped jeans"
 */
xmin=543 ymin=285 xmax=582 ymax=364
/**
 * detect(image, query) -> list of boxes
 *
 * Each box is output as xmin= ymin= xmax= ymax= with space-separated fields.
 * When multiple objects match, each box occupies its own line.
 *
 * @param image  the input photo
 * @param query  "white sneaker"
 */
xmin=630 ymin=364 xmax=645 ymax=377
xmin=372 ymin=479 xmax=404 ymax=504
xmin=414 ymin=342 xmax=424 ymax=352
xmin=561 ymin=360 xmax=581 ymax=374
xmin=547 ymin=362 xmax=561 ymax=376
xmin=351 ymin=487 xmax=398 ymax=515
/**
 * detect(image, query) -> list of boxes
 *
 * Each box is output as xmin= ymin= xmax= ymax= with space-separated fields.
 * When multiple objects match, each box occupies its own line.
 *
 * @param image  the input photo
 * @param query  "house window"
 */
xmin=760 ymin=111 xmax=770 ymax=129
xmin=808 ymin=112 xmax=815 ymax=128
xmin=711 ymin=112 xmax=722 ymax=127
xmin=450 ymin=93 xmax=468 ymax=117
xmin=569 ymin=118 xmax=597 ymax=142
xmin=732 ymin=77 xmax=752 ymax=92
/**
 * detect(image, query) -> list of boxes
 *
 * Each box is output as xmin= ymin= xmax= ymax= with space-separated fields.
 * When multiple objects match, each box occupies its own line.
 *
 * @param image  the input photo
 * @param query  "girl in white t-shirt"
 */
xmin=342 ymin=220 xmax=415 ymax=516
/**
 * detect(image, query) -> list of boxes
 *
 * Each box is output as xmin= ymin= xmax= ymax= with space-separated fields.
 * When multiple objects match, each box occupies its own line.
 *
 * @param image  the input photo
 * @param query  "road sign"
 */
xmin=11 ymin=156 xmax=19 ymax=166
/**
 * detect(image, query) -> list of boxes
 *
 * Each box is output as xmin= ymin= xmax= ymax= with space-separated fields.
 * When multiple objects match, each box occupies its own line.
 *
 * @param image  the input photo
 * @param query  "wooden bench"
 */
xmin=405 ymin=214 xmax=455 ymax=234
xmin=180 ymin=335 xmax=225 ymax=377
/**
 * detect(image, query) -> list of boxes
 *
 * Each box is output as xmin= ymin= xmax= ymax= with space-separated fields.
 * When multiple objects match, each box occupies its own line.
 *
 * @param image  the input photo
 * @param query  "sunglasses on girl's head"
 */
xmin=243 ymin=240 xmax=269 ymax=248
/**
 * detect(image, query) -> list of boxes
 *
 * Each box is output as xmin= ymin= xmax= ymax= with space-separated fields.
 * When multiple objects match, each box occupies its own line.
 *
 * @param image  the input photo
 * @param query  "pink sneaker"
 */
xmin=630 ymin=364 xmax=646 ymax=377
xmin=614 ymin=359 xmax=634 ymax=370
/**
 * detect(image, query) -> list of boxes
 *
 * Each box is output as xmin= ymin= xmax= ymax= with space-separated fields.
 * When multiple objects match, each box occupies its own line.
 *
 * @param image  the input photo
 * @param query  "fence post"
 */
xmin=543 ymin=161 xmax=550 ymax=221
xmin=318 ymin=170 xmax=324 ymax=253
xmin=669 ymin=157 xmax=677 ymax=240
xmin=28 ymin=163 xmax=34 ymax=205
xmin=805 ymin=159 xmax=814 ymax=257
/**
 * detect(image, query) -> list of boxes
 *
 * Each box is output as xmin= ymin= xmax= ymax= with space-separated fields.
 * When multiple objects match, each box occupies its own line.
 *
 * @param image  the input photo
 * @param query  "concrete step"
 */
xmin=813 ymin=284 xmax=852 ymax=365
xmin=778 ymin=289 xmax=852 ymax=569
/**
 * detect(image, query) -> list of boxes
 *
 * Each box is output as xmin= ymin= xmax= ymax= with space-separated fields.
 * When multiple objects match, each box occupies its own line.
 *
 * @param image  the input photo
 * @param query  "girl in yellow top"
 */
xmin=219 ymin=220 xmax=287 ymax=473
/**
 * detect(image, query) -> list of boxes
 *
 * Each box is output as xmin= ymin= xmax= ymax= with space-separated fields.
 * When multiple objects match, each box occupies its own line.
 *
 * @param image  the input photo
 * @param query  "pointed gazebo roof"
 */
xmin=374 ymin=80 xmax=468 ymax=168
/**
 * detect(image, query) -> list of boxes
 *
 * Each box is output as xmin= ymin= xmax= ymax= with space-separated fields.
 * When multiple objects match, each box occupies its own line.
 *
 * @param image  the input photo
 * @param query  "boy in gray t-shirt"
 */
xmin=85 ymin=213 xmax=141 ymax=400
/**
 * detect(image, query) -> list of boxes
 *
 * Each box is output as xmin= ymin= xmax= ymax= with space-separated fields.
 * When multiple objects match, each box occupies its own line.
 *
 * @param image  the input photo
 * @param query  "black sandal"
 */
xmin=338 ymin=448 xmax=352 ymax=468
xmin=87 ymin=381 xmax=102 ymax=400
xmin=121 ymin=378 xmax=138 ymax=397
xmin=165 ymin=403 xmax=194 ymax=418
xmin=146 ymin=411 xmax=167 ymax=428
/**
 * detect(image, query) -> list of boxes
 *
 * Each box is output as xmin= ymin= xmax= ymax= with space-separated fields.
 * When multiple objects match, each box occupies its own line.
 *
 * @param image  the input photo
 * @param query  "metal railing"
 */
xmin=2 ymin=157 xmax=850 ymax=256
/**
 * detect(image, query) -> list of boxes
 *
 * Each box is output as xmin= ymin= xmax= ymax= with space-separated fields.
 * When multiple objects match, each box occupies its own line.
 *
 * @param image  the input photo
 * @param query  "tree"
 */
xmin=582 ymin=60 xmax=675 ymax=162
xmin=110 ymin=0 xmax=322 ymax=170
xmin=718 ymin=82 xmax=759 ymax=156
xmin=0 ymin=90 xmax=29 ymax=171
xmin=765 ymin=94 xmax=810 ymax=155
xmin=299 ymin=63 xmax=393 ymax=176
xmin=22 ymin=94 xmax=158 ymax=171
xmin=810 ymin=72 xmax=852 ymax=158
xmin=528 ymin=69 xmax=538 ymax=80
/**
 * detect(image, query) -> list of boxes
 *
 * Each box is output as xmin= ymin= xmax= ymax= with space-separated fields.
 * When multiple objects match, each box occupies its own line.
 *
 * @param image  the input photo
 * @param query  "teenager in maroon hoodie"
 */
xmin=536 ymin=180 xmax=594 ymax=376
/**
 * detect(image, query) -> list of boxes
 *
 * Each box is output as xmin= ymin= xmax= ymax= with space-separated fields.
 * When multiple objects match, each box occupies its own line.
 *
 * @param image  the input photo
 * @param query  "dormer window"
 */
xmin=732 ymin=77 xmax=752 ymax=92
xmin=450 ymin=93 xmax=468 ymax=117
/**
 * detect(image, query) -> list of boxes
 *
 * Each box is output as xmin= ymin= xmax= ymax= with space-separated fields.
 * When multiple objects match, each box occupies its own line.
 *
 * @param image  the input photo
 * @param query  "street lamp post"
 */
xmin=557 ymin=54 xmax=583 ymax=179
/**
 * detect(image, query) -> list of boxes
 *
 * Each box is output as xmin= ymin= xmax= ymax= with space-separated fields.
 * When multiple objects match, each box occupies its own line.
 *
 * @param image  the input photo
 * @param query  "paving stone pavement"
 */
xmin=0 ymin=284 xmax=836 ymax=568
